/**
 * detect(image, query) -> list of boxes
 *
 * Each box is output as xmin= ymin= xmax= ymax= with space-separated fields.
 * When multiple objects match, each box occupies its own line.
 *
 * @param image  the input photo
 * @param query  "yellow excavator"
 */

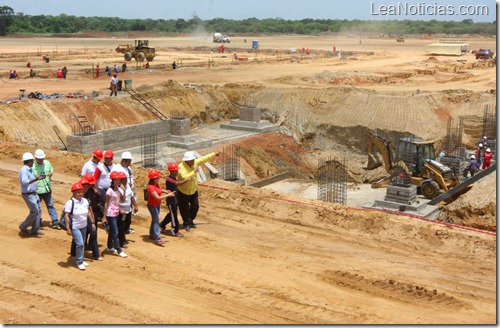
xmin=367 ymin=131 xmax=461 ymax=199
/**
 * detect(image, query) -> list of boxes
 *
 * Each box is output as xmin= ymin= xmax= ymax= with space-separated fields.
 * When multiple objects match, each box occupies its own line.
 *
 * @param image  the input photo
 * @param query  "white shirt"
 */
xmin=110 ymin=76 xmax=118 ymax=85
xmin=114 ymin=164 xmax=135 ymax=192
xmin=119 ymin=184 xmax=134 ymax=214
xmin=81 ymin=159 xmax=99 ymax=177
xmin=64 ymin=197 xmax=89 ymax=229
xmin=96 ymin=162 xmax=115 ymax=189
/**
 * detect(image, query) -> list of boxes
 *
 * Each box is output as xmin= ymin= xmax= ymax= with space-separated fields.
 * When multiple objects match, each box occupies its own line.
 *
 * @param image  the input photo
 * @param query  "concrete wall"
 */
xmin=67 ymin=120 xmax=170 ymax=154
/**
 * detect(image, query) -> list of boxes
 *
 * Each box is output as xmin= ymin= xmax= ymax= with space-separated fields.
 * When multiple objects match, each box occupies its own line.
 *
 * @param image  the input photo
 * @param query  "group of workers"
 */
xmin=18 ymin=147 xmax=219 ymax=271
xmin=464 ymin=136 xmax=494 ymax=178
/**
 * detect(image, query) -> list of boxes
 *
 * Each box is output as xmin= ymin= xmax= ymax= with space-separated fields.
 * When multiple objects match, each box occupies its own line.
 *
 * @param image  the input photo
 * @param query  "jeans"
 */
xmin=106 ymin=216 xmax=122 ymax=253
xmin=147 ymin=205 xmax=161 ymax=241
xmin=178 ymin=190 xmax=199 ymax=227
xmin=38 ymin=192 xmax=58 ymax=225
xmin=118 ymin=213 xmax=129 ymax=246
xmin=71 ymin=225 xmax=87 ymax=265
xmin=20 ymin=193 xmax=41 ymax=233
xmin=86 ymin=217 xmax=100 ymax=258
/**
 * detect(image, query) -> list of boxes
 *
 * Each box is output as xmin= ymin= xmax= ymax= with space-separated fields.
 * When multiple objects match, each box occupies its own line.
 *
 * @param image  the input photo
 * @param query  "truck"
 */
xmin=115 ymin=40 xmax=156 ymax=62
xmin=213 ymin=33 xmax=230 ymax=43
xmin=475 ymin=48 xmax=494 ymax=59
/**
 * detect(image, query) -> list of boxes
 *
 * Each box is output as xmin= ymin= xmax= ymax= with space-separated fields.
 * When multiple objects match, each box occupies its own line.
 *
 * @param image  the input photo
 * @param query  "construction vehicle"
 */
xmin=396 ymin=35 xmax=405 ymax=42
xmin=367 ymin=131 xmax=461 ymax=199
xmin=115 ymin=40 xmax=156 ymax=62
xmin=213 ymin=33 xmax=230 ymax=43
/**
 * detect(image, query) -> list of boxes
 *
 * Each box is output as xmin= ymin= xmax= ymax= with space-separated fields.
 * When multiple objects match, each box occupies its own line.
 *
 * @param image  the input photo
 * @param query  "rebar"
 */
xmin=317 ymin=157 xmax=347 ymax=205
xmin=221 ymin=144 xmax=240 ymax=181
xmin=141 ymin=133 xmax=157 ymax=168
xmin=444 ymin=117 xmax=464 ymax=158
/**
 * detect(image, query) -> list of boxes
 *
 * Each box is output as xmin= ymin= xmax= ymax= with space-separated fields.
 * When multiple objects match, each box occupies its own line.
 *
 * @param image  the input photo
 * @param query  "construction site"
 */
xmin=0 ymin=33 xmax=496 ymax=324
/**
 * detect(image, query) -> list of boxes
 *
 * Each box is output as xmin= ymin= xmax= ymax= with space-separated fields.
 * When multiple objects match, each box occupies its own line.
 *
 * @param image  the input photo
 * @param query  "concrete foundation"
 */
xmin=220 ymin=106 xmax=280 ymax=133
xmin=220 ymin=119 xmax=281 ymax=133
xmin=385 ymin=184 xmax=417 ymax=204
xmin=167 ymin=134 xmax=213 ymax=149
xmin=169 ymin=118 xmax=191 ymax=136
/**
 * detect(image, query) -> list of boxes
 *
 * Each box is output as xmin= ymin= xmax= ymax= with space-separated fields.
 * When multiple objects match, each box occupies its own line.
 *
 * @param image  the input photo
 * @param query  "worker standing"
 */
xmin=110 ymin=73 xmax=118 ymax=97
xmin=122 ymin=62 xmax=127 ymax=73
xmin=95 ymin=64 xmax=100 ymax=78
xmin=32 ymin=149 xmax=59 ymax=229
xmin=482 ymin=148 xmax=493 ymax=170
xmin=177 ymin=151 xmax=220 ymax=231
xmin=475 ymin=143 xmax=484 ymax=169
xmin=61 ymin=66 xmax=68 ymax=79
xmin=19 ymin=153 xmax=44 ymax=236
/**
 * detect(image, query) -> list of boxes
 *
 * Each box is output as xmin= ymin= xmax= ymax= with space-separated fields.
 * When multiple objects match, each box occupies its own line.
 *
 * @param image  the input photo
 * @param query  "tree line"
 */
xmin=0 ymin=6 xmax=496 ymax=36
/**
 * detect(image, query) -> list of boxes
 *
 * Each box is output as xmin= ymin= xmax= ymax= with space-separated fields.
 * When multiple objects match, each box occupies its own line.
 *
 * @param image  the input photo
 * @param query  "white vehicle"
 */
xmin=213 ymin=32 xmax=230 ymax=43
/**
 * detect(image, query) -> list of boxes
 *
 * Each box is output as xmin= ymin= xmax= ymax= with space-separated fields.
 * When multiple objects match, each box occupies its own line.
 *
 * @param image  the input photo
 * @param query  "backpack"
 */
xmin=58 ymin=198 xmax=74 ymax=230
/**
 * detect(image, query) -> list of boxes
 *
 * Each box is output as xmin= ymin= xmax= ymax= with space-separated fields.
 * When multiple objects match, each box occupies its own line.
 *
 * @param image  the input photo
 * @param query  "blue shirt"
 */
xmin=19 ymin=165 xmax=37 ymax=193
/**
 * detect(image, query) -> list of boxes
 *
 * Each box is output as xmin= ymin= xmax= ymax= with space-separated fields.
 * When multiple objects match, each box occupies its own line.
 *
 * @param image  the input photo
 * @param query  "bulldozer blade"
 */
xmin=367 ymin=153 xmax=383 ymax=170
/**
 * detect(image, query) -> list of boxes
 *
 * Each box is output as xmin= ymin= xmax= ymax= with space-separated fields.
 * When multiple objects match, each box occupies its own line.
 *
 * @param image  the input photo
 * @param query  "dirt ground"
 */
xmin=0 ymin=33 xmax=496 ymax=324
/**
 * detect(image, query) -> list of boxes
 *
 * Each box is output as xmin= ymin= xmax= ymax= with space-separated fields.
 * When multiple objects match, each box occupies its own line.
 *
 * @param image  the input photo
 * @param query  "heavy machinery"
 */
xmin=115 ymin=40 xmax=156 ymax=62
xmin=396 ymin=35 xmax=405 ymax=42
xmin=367 ymin=131 xmax=460 ymax=199
xmin=213 ymin=33 xmax=230 ymax=43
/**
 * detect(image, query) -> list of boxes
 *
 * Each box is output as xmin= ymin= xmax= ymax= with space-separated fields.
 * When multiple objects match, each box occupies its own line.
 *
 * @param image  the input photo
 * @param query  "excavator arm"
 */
xmin=367 ymin=131 xmax=394 ymax=172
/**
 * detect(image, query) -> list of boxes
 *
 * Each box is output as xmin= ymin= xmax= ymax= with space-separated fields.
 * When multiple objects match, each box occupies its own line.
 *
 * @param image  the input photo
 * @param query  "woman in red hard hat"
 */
xmin=63 ymin=182 xmax=96 ymax=270
xmin=146 ymin=169 xmax=175 ymax=246
xmin=103 ymin=171 xmax=127 ymax=258
xmin=94 ymin=150 xmax=116 ymax=221
xmin=80 ymin=174 xmax=103 ymax=261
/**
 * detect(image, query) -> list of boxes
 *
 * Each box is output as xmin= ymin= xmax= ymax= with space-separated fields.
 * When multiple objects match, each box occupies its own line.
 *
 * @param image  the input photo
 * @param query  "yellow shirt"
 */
xmin=177 ymin=152 xmax=216 ymax=195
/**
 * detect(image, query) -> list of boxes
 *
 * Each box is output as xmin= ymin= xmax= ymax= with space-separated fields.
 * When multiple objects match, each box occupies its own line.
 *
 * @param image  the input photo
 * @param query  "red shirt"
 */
xmin=147 ymin=184 xmax=162 ymax=206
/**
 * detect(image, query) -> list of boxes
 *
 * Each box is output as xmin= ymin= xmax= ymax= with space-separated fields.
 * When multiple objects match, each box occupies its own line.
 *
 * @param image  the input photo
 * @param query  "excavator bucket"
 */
xmin=367 ymin=153 xmax=383 ymax=170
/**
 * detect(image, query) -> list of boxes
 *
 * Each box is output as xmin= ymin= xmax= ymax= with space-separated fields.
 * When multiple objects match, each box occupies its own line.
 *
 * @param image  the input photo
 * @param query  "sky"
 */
xmin=2 ymin=0 xmax=496 ymax=22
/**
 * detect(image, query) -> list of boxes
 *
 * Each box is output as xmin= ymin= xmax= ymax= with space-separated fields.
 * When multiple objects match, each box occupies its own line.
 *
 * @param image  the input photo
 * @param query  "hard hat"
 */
xmin=484 ymin=136 xmax=487 ymax=139
xmin=399 ymin=173 xmax=404 ymax=178
xmin=486 ymin=148 xmax=491 ymax=152
xmin=71 ymin=182 xmax=84 ymax=192
xmin=168 ymin=162 xmax=179 ymax=171
xmin=479 ymin=143 xmax=483 ymax=148
xmin=182 ymin=151 xmax=196 ymax=161
xmin=83 ymin=173 xmax=96 ymax=185
xmin=113 ymin=73 xmax=117 ymax=76
xmin=110 ymin=171 xmax=121 ymax=180
xmin=79 ymin=178 xmax=90 ymax=185
xmin=92 ymin=148 xmax=103 ymax=160
xmin=34 ymin=149 xmax=45 ymax=159
xmin=118 ymin=171 xmax=127 ymax=179
xmin=471 ymin=155 xmax=476 ymax=159
xmin=121 ymin=151 xmax=133 ymax=160
xmin=148 ymin=169 xmax=162 ymax=179
xmin=22 ymin=152 xmax=34 ymax=161
xmin=104 ymin=150 xmax=114 ymax=158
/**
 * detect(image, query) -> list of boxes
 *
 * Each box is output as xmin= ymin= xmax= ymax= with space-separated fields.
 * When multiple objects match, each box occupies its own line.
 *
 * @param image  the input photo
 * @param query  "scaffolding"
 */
xmin=220 ymin=144 xmax=240 ymax=181
xmin=141 ymin=132 xmax=157 ymax=168
xmin=444 ymin=117 xmax=465 ymax=159
xmin=317 ymin=157 xmax=347 ymax=205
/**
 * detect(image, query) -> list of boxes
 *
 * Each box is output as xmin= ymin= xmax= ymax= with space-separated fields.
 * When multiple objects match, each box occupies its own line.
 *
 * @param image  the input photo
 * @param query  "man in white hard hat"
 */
xmin=463 ymin=154 xmax=479 ymax=178
xmin=32 ymin=149 xmax=59 ymax=229
xmin=114 ymin=151 xmax=137 ymax=234
xmin=19 ymin=152 xmax=44 ymax=236
xmin=177 ymin=150 xmax=219 ymax=231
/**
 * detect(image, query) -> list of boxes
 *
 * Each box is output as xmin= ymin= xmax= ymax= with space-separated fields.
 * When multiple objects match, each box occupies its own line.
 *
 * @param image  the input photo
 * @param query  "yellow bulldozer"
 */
xmin=367 ymin=131 xmax=461 ymax=199
xmin=115 ymin=40 xmax=156 ymax=62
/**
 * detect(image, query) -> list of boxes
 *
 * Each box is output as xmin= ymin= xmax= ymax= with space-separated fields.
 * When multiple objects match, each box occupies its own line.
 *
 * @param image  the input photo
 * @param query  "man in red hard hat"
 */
xmin=94 ymin=150 xmax=115 ymax=221
xmin=81 ymin=148 xmax=103 ymax=177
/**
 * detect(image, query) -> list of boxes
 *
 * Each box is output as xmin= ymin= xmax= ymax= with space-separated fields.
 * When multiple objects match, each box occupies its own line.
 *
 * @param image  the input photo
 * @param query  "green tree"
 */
xmin=0 ymin=5 xmax=14 ymax=35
